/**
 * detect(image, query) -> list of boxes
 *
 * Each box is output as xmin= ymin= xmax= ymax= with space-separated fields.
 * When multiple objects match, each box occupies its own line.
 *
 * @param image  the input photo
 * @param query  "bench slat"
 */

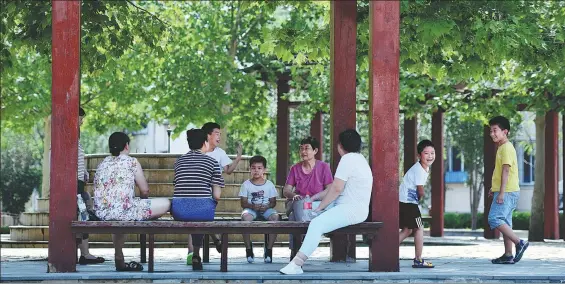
xmin=71 ymin=221 xmax=383 ymax=235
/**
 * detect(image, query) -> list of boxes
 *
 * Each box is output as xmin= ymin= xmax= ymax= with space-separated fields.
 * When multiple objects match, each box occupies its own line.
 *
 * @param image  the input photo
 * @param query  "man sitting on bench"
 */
xmin=239 ymin=155 xmax=279 ymax=264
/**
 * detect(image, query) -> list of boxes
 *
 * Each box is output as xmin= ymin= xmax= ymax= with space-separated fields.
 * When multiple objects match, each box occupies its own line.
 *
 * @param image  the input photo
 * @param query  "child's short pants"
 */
xmin=242 ymin=208 xmax=278 ymax=220
xmin=488 ymin=191 xmax=520 ymax=229
xmin=399 ymin=202 xmax=423 ymax=229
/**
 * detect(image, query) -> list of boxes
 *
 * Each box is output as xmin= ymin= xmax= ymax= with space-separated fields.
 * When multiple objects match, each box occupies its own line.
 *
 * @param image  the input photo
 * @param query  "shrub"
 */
xmin=0 ymin=145 xmax=41 ymax=215
xmin=441 ymin=212 xmax=564 ymax=231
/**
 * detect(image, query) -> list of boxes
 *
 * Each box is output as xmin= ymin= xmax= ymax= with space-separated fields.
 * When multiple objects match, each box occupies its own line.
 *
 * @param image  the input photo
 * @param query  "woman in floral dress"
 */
xmin=93 ymin=132 xmax=170 ymax=271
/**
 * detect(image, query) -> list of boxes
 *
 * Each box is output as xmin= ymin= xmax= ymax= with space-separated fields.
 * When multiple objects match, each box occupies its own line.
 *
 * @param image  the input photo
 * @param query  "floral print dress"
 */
xmin=93 ymin=154 xmax=152 ymax=221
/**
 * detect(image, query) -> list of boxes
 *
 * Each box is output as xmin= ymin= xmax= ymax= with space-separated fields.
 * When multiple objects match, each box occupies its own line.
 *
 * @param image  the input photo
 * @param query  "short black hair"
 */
xmin=300 ymin=137 xmax=320 ymax=151
xmin=489 ymin=116 xmax=511 ymax=132
xmin=249 ymin=155 xmax=267 ymax=168
xmin=109 ymin=132 xmax=130 ymax=156
xmin=338 ymin=129 xmax=362 ymax=153
xmin=202 ymin=122 xmax=221 ymax=135
xmin=186 ymin=128 xmax=207 ymax=150
xmin=417 ymin=140 xmax=435 ymax=155
xmin=79 ymin=107 xmax=85 ymax=116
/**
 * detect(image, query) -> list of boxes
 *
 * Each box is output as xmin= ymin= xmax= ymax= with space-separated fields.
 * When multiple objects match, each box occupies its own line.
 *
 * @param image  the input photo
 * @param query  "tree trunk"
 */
xmin=41 ymin=115 xmax=51 ymax=198
xmin=469 ymin=172 xmax=476 ymax=229
xmin=529 ymin=114 xmax=546 ymax=241
xmin=219 ymin=1 xmax=242 ymax=150
xmin=471 ymin=171 xmax=484 ymax=230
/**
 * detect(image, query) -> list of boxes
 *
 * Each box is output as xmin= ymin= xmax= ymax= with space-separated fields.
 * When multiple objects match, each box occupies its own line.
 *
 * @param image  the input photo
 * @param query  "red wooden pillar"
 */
xmin=544 ymin=111 xmax=559 ymax=239
xmin=368 ymin=1 xmax=400 ymax=272
xmin=329 ymin=0 xmax=357 ymax=263
xmin=404 ymin=115 xmax=418 ymax=174
xmin=483 ymin=126 xmax=500 ymax=239
xmin=276 ymin=74 xmax=291 ymax=186
xmin=48 ymin=0 xmax=81 ymax=273
xmin=430 ymin=111 xmax=444 ymax=237
xmin=310 ymin=111 xmax=324 ymax=161
xmin=562 ymin=113 xmax=565 ymax=241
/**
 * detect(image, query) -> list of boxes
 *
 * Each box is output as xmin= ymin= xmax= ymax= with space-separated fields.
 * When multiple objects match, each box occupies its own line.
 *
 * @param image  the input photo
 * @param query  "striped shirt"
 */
xmin=77 ymin=140 xmax=86 ymax=182
xmin=173 ymin=150 xmax=225 ymax=198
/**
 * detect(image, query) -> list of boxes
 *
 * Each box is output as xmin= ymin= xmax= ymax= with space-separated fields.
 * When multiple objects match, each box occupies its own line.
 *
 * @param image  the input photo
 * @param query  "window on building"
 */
xmin=452 ymin=147 xmax=462 ymax=172
xmin=445 ymin=146 xmax=467 ymax=183
xmin=522 ymin=151 xmax=535 ymax=184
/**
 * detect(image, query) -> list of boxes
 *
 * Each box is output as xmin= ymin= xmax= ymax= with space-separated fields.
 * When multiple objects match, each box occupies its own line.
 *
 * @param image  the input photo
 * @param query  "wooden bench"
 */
xmin=71 ymin=220 xmax=383 ymax=272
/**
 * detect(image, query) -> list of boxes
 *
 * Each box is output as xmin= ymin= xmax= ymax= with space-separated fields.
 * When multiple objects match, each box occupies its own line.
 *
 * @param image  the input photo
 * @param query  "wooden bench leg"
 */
xmin=347 ymin=234 xmax=356 ymax=262
xmin=140 ymin=234 xmax=147 ymax=263
xmin=203 ymin=234 xmax=210 ymax=263
xmin=368 ymin=235 xmax=378 ymax=272
xmin=148 ymin=234 xmax=154 ymax=273
xmin=220 ymin=234 xmax=228 ymax=272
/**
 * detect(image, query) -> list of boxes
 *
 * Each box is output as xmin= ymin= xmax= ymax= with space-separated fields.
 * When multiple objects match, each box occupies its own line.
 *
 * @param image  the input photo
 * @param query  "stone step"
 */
xmin=9 ymin=226 xmax=290 ymax=243
xmin=86 ymin=170 xmax=265 ymax=184
xmin=18 ymin=211 xmax=274 ymax=226
xmin=84 ymin=183 xmax=282 ymax=199
xmin=86 ymin=154 xmax=252 ymax=171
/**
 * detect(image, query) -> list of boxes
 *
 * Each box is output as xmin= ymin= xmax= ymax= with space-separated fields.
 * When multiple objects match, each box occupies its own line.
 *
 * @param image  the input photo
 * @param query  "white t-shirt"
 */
xmin=238 ymin=179 xmax=278 ymax=206
xmin=206 ymin=147 xmax=232 ymax=173
xmin=334 ymin=153 xmax=373 ymax=208
xmin=399 ymin=162 xmax=429 ymax=204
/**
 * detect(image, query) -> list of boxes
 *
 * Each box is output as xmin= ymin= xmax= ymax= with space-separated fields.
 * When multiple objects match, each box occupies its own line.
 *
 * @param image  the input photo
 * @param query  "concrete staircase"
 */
xmin=4 ymin=154 xmax=288 ymax=248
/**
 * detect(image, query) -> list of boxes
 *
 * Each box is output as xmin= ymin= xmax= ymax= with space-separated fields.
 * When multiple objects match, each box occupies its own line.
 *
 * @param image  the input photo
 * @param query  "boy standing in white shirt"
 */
xmin=399 ymin=139 xmax=435 ymax=268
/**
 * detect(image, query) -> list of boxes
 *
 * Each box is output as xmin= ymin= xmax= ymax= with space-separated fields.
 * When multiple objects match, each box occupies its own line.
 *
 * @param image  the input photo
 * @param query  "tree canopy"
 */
xmin=1 ymin=0 xmax=563 ymax=146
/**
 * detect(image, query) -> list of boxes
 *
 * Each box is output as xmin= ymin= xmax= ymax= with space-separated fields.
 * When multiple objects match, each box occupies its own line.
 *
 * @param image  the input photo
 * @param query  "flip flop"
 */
xmin=116 ymin=261 xmax=144 ymax=272
xmin=79 ymin=256 xmax=105 ymax=265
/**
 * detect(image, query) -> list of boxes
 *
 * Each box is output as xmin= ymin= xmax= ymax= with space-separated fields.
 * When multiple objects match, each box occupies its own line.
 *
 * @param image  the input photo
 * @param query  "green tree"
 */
xmin=0 ymin=131 xmax=42 ymax=217
xmin=446 ymin=117 xmax=485 ymax=230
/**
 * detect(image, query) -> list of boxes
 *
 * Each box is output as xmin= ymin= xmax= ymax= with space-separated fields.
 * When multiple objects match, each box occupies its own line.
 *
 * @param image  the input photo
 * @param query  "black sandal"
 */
xmin=79 ymin=256 xmax=105 ymax=265
xmin=116 ymin=261 xmax=144 ymax=272
xmin=192 ymin=255 xmax=203 ymax=271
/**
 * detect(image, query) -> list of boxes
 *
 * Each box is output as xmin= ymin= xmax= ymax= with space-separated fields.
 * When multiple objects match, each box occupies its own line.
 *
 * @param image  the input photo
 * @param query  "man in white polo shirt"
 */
xmin=202 ymin=122 xmax=243 ymax=174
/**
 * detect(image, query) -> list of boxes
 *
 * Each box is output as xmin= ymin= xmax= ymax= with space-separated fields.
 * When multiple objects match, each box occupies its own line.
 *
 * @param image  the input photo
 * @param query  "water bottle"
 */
xmin=77 ymin=194 xmax=89 ymax=221
xmin=302 ymin=194 xmax=312 ymax=221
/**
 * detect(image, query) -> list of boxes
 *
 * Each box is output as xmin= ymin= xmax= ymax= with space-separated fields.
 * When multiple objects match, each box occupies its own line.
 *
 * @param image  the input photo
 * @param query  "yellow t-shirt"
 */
xmin=491 ymin=142 xmax=520 ymax=192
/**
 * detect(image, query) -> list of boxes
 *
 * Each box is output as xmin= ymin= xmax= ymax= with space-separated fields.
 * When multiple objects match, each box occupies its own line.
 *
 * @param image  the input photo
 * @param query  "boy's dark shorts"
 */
xmin=399 ymin=202 xmax=423 ymax=229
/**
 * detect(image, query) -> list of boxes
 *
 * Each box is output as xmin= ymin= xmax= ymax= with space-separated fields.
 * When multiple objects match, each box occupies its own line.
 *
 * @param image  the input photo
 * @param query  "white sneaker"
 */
xmin=247 ymin=256 xmax=255 ymax=263
xmin=279 ymin=262 xmax=303 ymax=275
xmin=264 ymin=256 xmax=272 ymax=263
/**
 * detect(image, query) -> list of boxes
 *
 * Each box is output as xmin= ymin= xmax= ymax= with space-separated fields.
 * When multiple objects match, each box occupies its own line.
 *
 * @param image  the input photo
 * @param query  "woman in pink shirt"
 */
xmin=283 ymin=137 xmax=333 ymax=259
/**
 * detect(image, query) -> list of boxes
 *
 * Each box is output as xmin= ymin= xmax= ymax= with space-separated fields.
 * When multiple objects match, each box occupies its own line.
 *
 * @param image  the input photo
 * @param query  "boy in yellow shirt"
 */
xmin=488 ymin=116 xmax=529 ymax=264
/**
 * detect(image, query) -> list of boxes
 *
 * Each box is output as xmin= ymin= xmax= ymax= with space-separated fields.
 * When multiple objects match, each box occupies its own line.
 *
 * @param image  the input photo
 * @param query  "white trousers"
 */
xmin=298 ymin=204 xmax=368 ymax=257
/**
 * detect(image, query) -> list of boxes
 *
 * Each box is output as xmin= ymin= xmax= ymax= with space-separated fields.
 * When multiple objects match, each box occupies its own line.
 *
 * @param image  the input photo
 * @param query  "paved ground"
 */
xmin=2 ymin=236 xmax=565 ymax=283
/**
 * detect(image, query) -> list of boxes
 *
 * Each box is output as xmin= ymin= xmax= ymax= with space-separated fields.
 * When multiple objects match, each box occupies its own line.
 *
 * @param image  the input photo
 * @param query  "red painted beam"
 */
xmin=483 ymin=126 xmax=500 ymax=239
xmin=368 ymin=1 xmax=400 ymax=272
xmin=404 ymin=115 xmax=418 ymax=174
xmin=48 ymin=0 xmax=81 ymax=273
xmin=329 ymin=0 xmax=357 ymax=263
xmin=431 ymin=111 xmax=444 ymax=237
xmin=310 ymin=111 xmax=324 ymax=161
xmin=544 ymin=111 xmax=559 ymax=239
xmin=276 ymin=75 xmax=291 ymax=186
